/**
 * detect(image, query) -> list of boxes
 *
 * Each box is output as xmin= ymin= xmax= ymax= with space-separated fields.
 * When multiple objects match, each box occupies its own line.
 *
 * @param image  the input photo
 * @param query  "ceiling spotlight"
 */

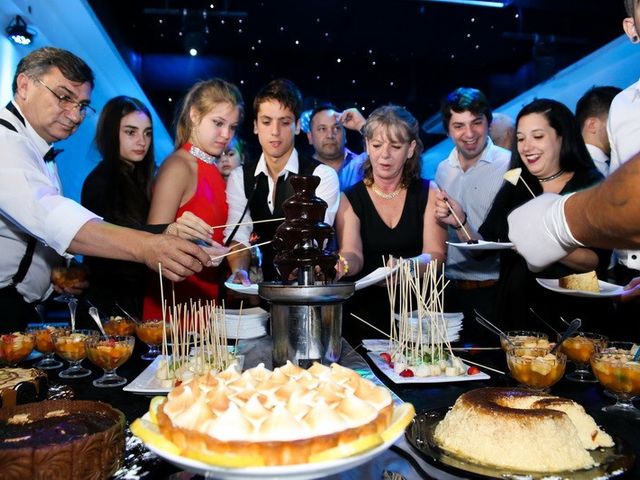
xmin=189 ymin=48 xmax=198 ymax=56
xmin=6 ymin=16 xmax=35 ymax=46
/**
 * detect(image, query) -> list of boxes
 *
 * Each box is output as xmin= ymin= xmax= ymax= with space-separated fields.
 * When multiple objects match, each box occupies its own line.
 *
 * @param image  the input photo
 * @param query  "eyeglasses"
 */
xmin=36 ymin=78 xmax=95 ymax=117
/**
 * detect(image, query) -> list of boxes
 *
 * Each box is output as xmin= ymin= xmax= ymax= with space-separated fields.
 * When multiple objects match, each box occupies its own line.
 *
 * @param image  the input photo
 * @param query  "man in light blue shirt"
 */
xmin=435 ymin=88 xmax=510 ymax=343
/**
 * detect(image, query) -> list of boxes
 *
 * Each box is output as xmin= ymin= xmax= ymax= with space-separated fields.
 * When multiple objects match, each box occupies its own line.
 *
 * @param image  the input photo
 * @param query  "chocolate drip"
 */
xmin=273 ymin=175 xmax=338 ymax=284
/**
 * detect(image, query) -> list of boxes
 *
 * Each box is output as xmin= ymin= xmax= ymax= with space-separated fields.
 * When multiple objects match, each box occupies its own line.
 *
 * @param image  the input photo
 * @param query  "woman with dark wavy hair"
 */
xmin=335 ymin=104 xmax=447 ymax=343
xmin=81 ymin=95 xmax=155 ymax=317
xmin=478 ymin=98 xmax=609 ymax=331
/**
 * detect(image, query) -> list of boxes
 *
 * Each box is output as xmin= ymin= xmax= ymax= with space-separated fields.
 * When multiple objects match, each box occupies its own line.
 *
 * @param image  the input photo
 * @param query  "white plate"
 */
xmin=123 ymin=353 xmax=244 ymax=395
xmin=223 ymin=307 xmax=269 ymax=318
xmin=355 ymin=266 xmax=401 ymax=291
xmin=446 ymin=240 xmax=514 ymax=251
xmin=224 ymin=282 xmax=259 ymax=296
xmin=366 ymin=352 xmax=489 ymax=384
xmin=536 ymin=278 xmax=624 ymax=298
xmin=394 ymin=311 xmax=463 ymax=326
xmin=138 ymin=412 xmax=405 ymax=480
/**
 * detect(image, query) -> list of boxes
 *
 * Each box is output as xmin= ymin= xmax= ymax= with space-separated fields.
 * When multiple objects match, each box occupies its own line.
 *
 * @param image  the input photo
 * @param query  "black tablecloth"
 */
xmin=30 ymin=338 xmax=640 ymax=479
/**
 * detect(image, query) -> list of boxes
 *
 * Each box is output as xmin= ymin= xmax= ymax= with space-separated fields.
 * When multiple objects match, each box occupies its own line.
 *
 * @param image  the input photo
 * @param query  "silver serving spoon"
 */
xmin=529 ymin=308 xmax=560 ymax=336
xmin=68 ymin=297 xmax=77 ymax=331
xmin=474 ymin=309 xmax=514 ymax=347
xmin=115 ymin=302 xmax=140 ymax=325
xmin=550 ymin=318 xmax=582 ymax=355
xmin=88 ymin=306 xmax=107 ymax=336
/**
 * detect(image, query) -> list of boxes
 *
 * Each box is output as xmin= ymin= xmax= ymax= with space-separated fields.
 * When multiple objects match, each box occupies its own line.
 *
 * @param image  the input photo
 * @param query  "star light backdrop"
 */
xmin=88 ymin=0 xmax=624 ymax=149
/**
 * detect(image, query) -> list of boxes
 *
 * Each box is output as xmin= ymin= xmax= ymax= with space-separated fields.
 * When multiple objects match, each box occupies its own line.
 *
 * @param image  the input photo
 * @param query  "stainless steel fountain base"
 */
xmin=259 ymin=282 xmax=355 ymax=367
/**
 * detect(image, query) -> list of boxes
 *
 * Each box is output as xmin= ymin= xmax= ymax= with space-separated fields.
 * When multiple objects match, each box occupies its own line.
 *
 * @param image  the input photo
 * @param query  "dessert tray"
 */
xmin=363 ymin=342 xmax=490 ymax=384
xmin=446 ymin=240 xmax=514 ymax=251
xmin=139 ymin=412 xmax=405 ymax=480
xmin=405 ymin=409 xmax=634 ymax=480
xmin=123 ymin=353 xmax=244 ymax=395
xmin=536 ymin=278 xmax=625 ymax=298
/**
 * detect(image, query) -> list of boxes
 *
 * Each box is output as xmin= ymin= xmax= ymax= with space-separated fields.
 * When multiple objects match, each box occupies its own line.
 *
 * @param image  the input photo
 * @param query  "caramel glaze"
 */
xmin=458 ymin=387 xmax=568 ymax=420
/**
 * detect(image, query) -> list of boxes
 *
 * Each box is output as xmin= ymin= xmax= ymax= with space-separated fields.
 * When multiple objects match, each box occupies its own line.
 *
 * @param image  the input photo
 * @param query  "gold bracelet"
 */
xmin=338 ymin=255 xmax=349 ymax=274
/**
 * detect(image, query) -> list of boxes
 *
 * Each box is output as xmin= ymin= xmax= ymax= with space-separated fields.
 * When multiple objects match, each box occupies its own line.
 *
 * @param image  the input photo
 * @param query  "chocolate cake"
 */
xmin=0 ymin=400 xmax=125 ymax=479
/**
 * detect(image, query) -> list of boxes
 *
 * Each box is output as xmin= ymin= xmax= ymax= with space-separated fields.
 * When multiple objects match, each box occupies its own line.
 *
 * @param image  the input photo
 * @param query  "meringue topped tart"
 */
xmin=156 ymin=361 xmax=395 ymax=465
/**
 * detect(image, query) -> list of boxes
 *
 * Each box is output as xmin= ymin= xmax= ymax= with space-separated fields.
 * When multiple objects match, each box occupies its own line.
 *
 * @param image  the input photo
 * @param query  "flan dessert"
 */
xmin=558 ymin=271 xmax=599 ymax=292
xmin=0 ymin=368 xmax=47 ymax=409
xmin=433 ymin=388 xmax=613 ymax=473
xmin=156 ymin=361 xmax=394 ymax=465
xmin=0 ymin=399 xmax=125 ymax=479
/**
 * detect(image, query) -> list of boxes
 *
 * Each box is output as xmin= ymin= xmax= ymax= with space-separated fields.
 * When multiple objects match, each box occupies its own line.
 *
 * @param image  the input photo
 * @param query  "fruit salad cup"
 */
xmin=136 ymin=319 xmax=168 ymax=360
xmin=500 ymin=331 xmax=550 ymax=351
xmin=86 ymin=335 xmax=135 ymax=387
xmin=0 ymin=332 xmax=35 ymax=366
xmin=52 ymin=329 xmax=99 ymax=379
xmin=104 ymin=316 xmax=137 ymax=336
xmin=560 ymin=332 xmax=607 ymax=382
xmin=506 ymin=346 xmax=566 ymax=391
xmin=591 ymin=342 xmax=640 ymax=419
xmin=27 ymin=325 xmax=67 ymax=369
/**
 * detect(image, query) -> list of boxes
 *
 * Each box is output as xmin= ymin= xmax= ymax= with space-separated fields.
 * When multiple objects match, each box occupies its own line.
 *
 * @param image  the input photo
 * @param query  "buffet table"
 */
xmin=33 ymin=336 xmax=639 ymax=479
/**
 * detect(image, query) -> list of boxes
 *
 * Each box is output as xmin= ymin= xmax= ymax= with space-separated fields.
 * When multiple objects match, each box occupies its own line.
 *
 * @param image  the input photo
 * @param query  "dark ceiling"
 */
xmin=88 ymin=0 xmax=625 ymax=143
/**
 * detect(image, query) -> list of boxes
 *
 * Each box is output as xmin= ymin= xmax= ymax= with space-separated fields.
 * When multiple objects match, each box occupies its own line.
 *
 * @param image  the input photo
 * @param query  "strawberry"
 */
xmin=379 ymin=352 xmax=392 ymax=365
xmin=399 ymin=369 xmax=414 ymax=377
xmin=467 ymin=366 xmax=481 ymax=375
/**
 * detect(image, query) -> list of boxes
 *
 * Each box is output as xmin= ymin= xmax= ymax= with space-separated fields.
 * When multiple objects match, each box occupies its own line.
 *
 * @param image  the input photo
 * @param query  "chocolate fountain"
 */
xmin=258 ymin=175 xmax=354 ymax=368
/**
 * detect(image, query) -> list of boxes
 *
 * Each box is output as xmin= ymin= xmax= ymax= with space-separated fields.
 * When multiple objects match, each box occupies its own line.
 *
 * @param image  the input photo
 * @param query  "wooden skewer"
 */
xmin=209 ymin=240 xmax=272 ymax=262
xmin=211 ymin=217 xmax=285 ymax=230
xmin=518 ymin=177 xmax=536 ymax=199
xmin=351 ymin=313 xmax=392 ymax=339
xmin=444 ymin=199 xmax=472 ymax=241
xmin=457 ymin=357 xmax=505 ymax=375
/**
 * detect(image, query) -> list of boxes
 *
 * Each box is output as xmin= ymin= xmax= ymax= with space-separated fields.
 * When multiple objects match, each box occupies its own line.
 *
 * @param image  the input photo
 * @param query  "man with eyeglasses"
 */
xmin=0 ymin=47 xmax=212 ymax=333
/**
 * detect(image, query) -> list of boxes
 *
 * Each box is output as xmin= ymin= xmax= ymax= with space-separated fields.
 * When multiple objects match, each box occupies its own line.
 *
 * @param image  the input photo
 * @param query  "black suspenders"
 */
xmin=1 ymin=104 xmax=38 ymax=288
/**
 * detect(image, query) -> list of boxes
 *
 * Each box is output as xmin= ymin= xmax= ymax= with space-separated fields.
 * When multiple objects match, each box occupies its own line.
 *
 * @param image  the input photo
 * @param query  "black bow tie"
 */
xmin=44 ymin=148 xmax=63 ymax=163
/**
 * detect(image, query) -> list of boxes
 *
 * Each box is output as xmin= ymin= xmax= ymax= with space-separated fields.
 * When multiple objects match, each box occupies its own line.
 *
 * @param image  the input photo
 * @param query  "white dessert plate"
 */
xmin=138 ymin=413 xmax=406 ymax=480
xmin=355 ymin=265 xmax=401 ymax=291
xmin=366 ymin=351 xmax=489 ymax=384
xmin=446 ymin=240 xmax=514 ymax=250
xmin=536 ymin=278 xmax=625 ymax=298
xmin=124 ymin=352 xmax=244 ymax=395
xmin=223 ymin=307 xmax=269 ymax=318
xmin=224 ymin=282 xmax=259 ymax=296
xmin=124 ymin=355 xmax=172 ymax=394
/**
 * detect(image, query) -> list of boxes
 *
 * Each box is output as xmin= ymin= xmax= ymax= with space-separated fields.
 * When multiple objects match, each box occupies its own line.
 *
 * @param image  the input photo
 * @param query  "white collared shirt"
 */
xmin=0 ymin=102 xmax=99 ymax=302
xmin=435 ymin=138 xmax=511 ymax=280
xmin=606 ymin=79 xmax=640 ymax=269
xmin=224 ymin=148 xmax=340 ymax=246
xmin=585 ymin=143 xmax=610 ymax=178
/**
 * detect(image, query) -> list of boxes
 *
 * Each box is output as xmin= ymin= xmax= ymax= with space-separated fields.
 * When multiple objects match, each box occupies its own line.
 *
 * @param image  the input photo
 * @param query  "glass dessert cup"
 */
xmin=591 ymin=342 xmax=640 ymax=419
xmin=506 ymin=346 xmax=566 ymax=392
xmin=560 ymin=332 xmax=607 ymax=382
xmin=500 ymin=330 xmax=550 ymax=351
xmin=0 ymin=332 xmax=35 ymax=366
xmin=52 ymin=329 xmax=99 ymax=378
xmin=104 ymin=316 xmax=137 ymax=336
xmin=136 ymin=320 xmax=167 ymax=360
xmin=27 ymin=325 xmax=66 ymax=369
xmin=85 ymin=335 xmax=135 ymax=387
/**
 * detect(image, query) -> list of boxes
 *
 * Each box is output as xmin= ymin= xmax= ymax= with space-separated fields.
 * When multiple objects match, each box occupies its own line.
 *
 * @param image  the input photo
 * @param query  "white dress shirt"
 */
xmin=0 ymin=103 xmax=99 ymax=302
xmin=585 ymin=144 xmax=609 ymax=178
xmin=224 ymin=148 xmax=340 ymax=246
xmin=606 ymin=79 xmax=640 ymax=269
xmin=435 ymin=138 xmax=511 ymax=281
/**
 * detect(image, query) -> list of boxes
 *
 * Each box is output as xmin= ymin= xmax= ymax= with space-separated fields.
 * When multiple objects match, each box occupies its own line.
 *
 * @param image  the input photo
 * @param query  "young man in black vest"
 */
xmin=224 ymin=79 xmax=340 ymax=283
